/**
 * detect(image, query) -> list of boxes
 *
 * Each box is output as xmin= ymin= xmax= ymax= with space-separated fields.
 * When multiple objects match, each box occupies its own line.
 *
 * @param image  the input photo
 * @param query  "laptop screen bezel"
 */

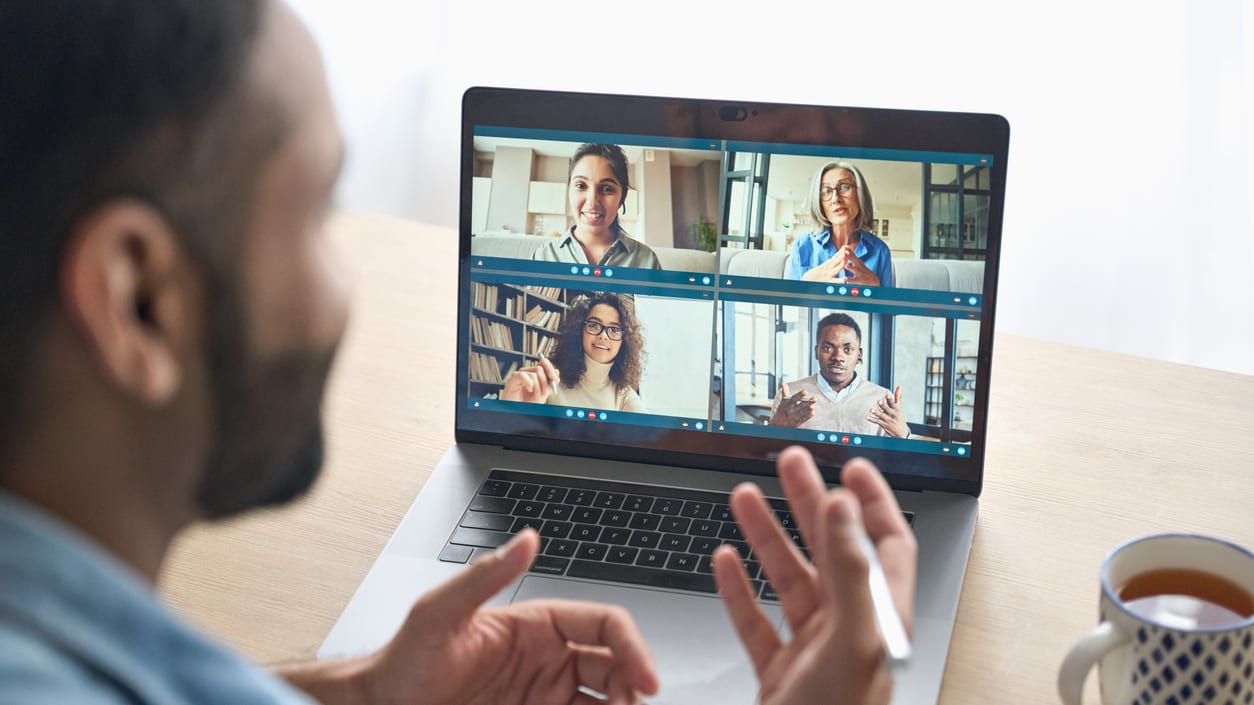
xmin=454 ymin=86 xmax=1009 ymax=498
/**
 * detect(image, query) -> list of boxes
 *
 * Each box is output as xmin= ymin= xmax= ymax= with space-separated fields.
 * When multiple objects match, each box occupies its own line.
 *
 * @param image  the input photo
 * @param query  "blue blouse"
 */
xmin=785 ymin=229 xmax=894 ymax=287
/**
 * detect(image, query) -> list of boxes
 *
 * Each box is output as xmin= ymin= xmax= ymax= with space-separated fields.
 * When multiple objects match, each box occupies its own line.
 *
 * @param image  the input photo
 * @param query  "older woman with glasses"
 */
xmin=785 ymin=161 xmax=893 ymax=287
xmin=500 ymin=291 xmax=647 ymax=412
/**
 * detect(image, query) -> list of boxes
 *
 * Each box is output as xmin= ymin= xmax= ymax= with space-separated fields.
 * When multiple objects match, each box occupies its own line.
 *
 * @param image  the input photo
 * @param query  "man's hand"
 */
xmin=867 ymin=386 xmax=909 ymax=438
xmin=500 ymin=357 xmax=560 ymax=404
xmin=713 ymin=446 xmax=917 ymax=705
xmin=768 ymin=381 xmax=816 ymax=428
xmin=358 ymin=531 xmax=658 ymax=705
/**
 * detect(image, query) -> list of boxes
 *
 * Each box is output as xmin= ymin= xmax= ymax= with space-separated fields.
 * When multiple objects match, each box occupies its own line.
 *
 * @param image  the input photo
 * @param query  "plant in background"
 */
xmin=689 ymin=215 xmax=718 ymax=252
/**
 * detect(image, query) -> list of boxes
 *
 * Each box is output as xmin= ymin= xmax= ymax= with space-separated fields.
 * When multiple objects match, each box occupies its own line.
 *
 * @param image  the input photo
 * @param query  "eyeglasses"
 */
xmin=584 ymin=320 xmax=623 ymax=340
xmin=819 ymin=183 xmax=856 ymax=201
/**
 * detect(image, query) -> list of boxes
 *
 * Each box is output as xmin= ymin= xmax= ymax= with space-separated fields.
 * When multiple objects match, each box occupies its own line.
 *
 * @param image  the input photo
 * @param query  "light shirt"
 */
xmin=0 ymin=489 xmax=315 ymax=705
xmin=785 ymin=229 xmax=894 ymax=286
xmin=770 ymin=373 xmax=891 ymax=436
xmin=548 ymin=355 xmax=646 ymax=412
xmin=815 ymin=370 xmax=863 ymax=404
xmin=532 ymin=227 xmax=663 ymax=270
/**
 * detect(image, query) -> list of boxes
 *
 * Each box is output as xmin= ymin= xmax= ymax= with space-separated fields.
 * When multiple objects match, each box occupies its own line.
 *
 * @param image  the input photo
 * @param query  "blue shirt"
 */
xmin=785 ymin=229 xmax=894 ymax=287
xmin=0 ymin=489 xmax=315 ymax=705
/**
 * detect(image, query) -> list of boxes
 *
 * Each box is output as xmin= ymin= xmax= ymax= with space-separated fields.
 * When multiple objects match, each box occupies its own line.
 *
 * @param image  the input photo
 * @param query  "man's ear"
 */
xmin=60 ymin=199 xmax=194 ymax=406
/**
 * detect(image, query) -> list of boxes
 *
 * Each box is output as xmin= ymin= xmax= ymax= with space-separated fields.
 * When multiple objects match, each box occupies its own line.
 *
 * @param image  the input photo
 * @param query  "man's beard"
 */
xmin=194 ymin=277 xmax=339 ymax=519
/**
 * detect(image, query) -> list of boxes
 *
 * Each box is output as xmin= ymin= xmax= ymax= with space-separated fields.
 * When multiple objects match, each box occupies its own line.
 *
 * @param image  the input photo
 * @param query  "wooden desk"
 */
xmin=160 ymin=211 xmax=1254 ymax=704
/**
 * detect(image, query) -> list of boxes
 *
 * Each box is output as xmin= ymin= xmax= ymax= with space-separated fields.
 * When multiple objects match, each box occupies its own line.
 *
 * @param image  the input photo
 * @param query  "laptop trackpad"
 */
xmin=512 ymin=576 xmax=783 ymax=705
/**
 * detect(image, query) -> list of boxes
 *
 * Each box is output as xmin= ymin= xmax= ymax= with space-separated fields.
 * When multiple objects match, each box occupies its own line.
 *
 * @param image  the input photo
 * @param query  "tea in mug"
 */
xmin=1118 ymin=568 xmax=1254 ymax=630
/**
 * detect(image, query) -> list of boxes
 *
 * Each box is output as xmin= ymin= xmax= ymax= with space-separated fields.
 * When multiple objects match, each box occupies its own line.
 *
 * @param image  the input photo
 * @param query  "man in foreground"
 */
xmin=0 ymin=2 xmax=916 ymax=704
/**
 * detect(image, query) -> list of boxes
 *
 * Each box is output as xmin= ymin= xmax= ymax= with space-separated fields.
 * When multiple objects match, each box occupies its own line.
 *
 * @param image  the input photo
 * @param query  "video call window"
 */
xmin=468 ymin=135 xmax=723 ymax=274
xmin=469 ymin=283 xmax=714 ymax=420
xmin=718 ymin=152 xmax=989 ymax=295
xmin=716 ymin=302 xmax=979 ymax=443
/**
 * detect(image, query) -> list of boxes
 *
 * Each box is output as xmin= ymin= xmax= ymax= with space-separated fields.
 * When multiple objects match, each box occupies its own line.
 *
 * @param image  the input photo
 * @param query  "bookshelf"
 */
xmin=469 ymin=283 xmax=570 ymax=396
xmin=923 ymin=355 xmax=977 ymax=433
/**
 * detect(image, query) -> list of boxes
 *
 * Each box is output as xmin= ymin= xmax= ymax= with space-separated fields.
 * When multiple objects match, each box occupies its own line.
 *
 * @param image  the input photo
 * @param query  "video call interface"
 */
xmin=462 ymin=125 xmax=995 ymax=475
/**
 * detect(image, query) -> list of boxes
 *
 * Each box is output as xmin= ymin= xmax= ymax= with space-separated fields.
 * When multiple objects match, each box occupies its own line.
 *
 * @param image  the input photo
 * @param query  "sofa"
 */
xmin=469 ymin=235 xmax=983 ymax=294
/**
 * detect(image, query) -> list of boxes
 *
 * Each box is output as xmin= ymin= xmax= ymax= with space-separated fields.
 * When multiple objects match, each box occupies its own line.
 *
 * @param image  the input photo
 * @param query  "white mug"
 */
xmin=1058 ymin=533 xmax=1254 ymax=705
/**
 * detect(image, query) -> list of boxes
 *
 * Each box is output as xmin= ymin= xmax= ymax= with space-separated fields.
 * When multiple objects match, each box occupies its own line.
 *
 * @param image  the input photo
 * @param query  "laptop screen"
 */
xmin=455 ymin=88 xmax=1008 ymax=494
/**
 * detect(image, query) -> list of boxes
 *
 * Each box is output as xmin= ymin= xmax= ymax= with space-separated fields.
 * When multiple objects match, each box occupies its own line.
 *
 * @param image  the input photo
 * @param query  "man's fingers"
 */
xmin=841 ymin=457 xmax=917 ymax=629
xmin=713 ymin=546 xmax=781 ymax=679
xmin=814 ymin=493 xmax=879 ymax=641
xmin=780 ymin=380 xmax=790 ymax=398
xmin=729 ymin=483 xmax=818 ymax=633
xmin=893 ymin=385 xmax=903 ymax=405
xmin=775 ymin=446 xmax=830 ymax=556
xmin=530 ymin=600 xmax=658 ymax=696
xmin=409 ymin=530 xmax=538 ymax=633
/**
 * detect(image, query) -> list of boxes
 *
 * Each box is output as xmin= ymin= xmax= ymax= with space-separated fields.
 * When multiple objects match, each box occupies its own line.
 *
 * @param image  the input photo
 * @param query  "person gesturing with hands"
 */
xmin=712 ymin=446 xmax=918 ymax=705
xmin=785 ymin=161 xmax=894 ymax=287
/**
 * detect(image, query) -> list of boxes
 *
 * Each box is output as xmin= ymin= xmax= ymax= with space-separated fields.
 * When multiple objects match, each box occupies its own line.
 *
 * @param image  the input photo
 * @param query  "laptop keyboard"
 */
xmin=438 ymin=469 xmax=915 ymax=602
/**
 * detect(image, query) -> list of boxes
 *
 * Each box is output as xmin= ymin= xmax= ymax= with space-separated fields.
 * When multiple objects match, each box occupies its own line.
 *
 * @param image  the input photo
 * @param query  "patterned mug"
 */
xmin=1058 ymin=534 xmax=1254 ymax=705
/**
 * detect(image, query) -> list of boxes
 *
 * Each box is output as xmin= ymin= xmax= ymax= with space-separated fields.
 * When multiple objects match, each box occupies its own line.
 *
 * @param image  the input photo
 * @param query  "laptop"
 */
xmin=319 ymin=87 xmax=1009 ymax=705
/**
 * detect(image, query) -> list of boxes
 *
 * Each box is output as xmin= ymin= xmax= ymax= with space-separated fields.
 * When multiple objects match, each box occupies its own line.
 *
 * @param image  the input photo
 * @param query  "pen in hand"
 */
xmin=856 ymin=527 xmax=912 ymax=671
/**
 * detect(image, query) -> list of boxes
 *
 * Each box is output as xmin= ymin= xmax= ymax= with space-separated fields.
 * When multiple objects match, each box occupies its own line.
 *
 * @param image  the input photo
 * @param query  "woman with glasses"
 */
xmin=500 ymin=291 xmax=647 ymax=412
xmin=785 ymin=161 xmax=893 ymax=287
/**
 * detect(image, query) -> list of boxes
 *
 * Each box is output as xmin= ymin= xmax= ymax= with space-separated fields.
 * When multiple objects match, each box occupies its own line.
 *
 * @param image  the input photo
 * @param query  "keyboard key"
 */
xmin=665 ymin=553 xmax=699 ymax=572
xmin=691 ymin=520 xmax=720 ymax=537
xmin=569 ymin=524 xmax=602 ymax=542
xmin=507 ymin=483 xmax=539 ymax=500
xmin=600 ymin=528 xmax=631 ymax=545
xmin=530 ymin=556 xmax=569 ymax=576
xmin=696 ymin=556 xmax=714 ymax=573
xmin=660 ymin=517 xmax=692 ymax=534
xmin=724 ymin=541 xmax=752 ymax=559
xmin=566 ymin=489 xmax=596 ymax=506
xmin=599 ymin=510 xmax=630 ymax=527
xmin=652 ymin=498 xmax=683 ymax=515
xmin=438 ymin=544 xmax=473 ymax=563
xmin=659 ymin=534 xmax=691 ymax=552
xmin=594 ymin=492 xmax=625 ymax=509
xmin=546 ymin=539 xmax=578 ymax=558
xmin=775 ymin=511 xmax=795 ymax=529
xmin=541 ymin=504 xmax=572 ymax=521
xmin=570 ymin=507 xmax=600 ymax=524
xmin=712 ymin=504 xmax=734 ymax=522
xmin=512 ymin=501 xmax=543 ymax=518
xmin=760 ymin=582 xmax=780 ymax=602
xmin=741 ymin=560 xmax=762 ymax=579
xmin=469 ymin=496 xmax=515 ymax=514
xmin=606 ymin=547 xmax=639 ymax=564
xmin=624 ymin=495 xmax=654 ymax=513
xmin=479 ymin=480 xmax=511 ymax=497
xmin=450 ymin=527 xmax=512 ymax=549
xmin=635 ymin=549 xmax=669 ymax=568
xmin=627 ymin=531 xmax=662 ymax=549
xmin=682 ymin=501 xmax=713 ymax=519
xmin=628 ymin=514 xmax=661 ymax=531
xmin=576 ymin=543 xmax=608 ymax=561
xmin=537 ymin=486 xmax=568 ymax=503
xmin=567 ymin=560 xmax=718 ymax=594
xmin=718 ymin=522 xmax=744 ymax=541
xmin=540 ymin=521 xmax=572 ymax=539
xmin=904 ymin=511 xmax=916 ymax=527
xmin=510 ymin=517 xmax=544 ymax=533
xmin=690 ymin=537 xmax=720 ymax=555
xmin=459 ymin=511 xmax=513 ymax=532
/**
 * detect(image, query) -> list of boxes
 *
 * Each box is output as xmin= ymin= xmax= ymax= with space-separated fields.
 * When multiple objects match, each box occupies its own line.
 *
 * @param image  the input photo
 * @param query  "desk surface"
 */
xmin=160 ymin=211 xmax=1254 ymax=705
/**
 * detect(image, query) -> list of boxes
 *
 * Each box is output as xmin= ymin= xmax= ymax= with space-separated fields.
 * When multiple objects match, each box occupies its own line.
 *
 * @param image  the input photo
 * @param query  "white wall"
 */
xmin=634 ymin=296 xmax=714 ymax=419
xmin=290 ymin=0 xmax=1254 ymax=376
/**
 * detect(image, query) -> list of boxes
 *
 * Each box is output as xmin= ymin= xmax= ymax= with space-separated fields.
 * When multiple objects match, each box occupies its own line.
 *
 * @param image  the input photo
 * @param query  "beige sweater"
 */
xmin=769 ymin=374 xmax=890 ymax=436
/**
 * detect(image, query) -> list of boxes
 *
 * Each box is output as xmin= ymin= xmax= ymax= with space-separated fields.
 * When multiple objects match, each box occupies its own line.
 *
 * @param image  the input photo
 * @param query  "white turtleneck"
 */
xmin=548 ymin=355 xmax=646 ymax=413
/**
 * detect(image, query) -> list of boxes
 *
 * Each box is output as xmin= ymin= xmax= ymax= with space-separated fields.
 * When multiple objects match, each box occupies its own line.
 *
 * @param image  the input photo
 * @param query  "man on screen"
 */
xmin=768 ymin=313 xmax=910 ymax=438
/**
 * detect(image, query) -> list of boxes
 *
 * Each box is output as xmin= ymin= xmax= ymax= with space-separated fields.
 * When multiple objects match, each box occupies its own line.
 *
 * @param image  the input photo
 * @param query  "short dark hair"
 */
xmin=0 ymin=1 xmax=279 ymax=441
xmin=815 ymin=312 xmax=862 ymax=344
